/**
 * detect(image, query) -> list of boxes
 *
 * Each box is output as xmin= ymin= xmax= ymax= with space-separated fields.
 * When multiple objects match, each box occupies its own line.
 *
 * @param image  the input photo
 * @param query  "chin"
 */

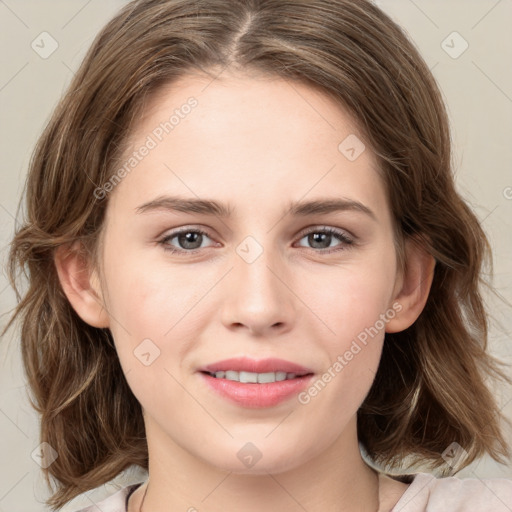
xmin=201 ymin=441 xmax=310 ymax=475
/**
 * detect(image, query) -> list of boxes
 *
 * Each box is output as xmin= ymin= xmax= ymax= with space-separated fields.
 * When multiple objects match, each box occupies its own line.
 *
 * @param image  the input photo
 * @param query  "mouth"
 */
xmin=197 ymin=357 xmax=315 ymax=408
xmin=201 ymin=370 xmax=312 ymax=383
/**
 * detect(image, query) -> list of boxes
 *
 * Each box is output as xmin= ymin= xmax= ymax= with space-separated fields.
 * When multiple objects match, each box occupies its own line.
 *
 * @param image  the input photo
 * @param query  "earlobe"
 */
xmin=54 ymin=242 xmax=110 ymax=328
xmin=386 ymin=238 xmax=435 ymax=334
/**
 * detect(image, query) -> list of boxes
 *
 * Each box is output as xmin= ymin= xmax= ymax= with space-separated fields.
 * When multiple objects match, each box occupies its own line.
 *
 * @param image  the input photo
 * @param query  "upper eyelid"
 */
xmin=296 ymin=225 xmax=353 ymax=238
xmin=160 ymin=224 xmax=352 ymax=237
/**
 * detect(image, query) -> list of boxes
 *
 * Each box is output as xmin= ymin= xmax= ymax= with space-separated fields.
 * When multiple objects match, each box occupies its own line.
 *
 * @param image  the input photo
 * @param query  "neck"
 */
xmin=135 ymin=418 xmax=381 ymax=512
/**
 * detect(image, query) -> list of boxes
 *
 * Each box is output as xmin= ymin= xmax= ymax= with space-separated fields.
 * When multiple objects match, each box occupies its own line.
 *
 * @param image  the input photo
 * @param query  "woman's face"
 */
xmin=99 ymin=71 xmax=401 ymax=473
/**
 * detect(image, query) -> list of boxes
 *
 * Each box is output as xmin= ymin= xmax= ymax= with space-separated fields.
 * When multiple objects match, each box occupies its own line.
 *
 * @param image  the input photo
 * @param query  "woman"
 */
xmin=6 ymin=0 xmax=511 ymax=510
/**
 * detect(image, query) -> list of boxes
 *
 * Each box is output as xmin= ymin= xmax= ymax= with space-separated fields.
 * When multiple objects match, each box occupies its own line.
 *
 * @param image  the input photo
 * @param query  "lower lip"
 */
xmin=199 ymin=372 xmax=314 ymax=408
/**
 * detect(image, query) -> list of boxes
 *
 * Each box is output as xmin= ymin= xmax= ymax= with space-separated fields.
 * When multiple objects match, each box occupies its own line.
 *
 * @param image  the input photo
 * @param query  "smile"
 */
xmin=205 ymin=370 xmax=305 ymax=383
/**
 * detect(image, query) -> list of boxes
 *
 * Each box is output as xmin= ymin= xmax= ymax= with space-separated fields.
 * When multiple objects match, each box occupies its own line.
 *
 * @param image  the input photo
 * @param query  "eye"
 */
xmin=158 ymin=226 xmax=354 ymax=255
xmin=159 ymin=228 xmax=216 ymax=254
xmin=295 ymin=227 xmax=354 ymax=253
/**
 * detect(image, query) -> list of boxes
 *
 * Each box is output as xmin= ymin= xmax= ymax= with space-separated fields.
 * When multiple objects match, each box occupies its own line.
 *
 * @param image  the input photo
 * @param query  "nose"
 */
xmin=220 ymin=246 xmax=295 ymax=337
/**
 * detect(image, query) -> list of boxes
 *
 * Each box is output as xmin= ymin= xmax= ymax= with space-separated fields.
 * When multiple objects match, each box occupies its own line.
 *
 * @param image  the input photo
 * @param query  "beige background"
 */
xmin=0 ymin=1 xmax=511 ymax=510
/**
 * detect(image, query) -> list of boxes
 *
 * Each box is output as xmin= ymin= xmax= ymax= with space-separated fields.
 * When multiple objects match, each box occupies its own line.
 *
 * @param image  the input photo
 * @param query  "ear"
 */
xmin=385 ymin=237 xmax=435 ymax=333
xmin=54 ymin=241 xmax=110 ymax=328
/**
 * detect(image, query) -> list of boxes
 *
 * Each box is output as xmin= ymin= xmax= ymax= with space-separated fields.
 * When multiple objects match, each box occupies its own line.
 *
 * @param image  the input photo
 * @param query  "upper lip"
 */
xmin=199 ymin=357 xmax=314 ymax=375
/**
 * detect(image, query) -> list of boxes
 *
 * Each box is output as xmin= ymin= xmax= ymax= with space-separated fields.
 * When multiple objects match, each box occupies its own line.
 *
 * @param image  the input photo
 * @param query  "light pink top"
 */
xmin=73 ymin=472 xmax=512 ymax=511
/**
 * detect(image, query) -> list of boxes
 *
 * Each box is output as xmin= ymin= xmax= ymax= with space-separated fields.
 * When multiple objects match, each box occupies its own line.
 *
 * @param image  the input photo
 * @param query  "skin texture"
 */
xmin=55 ymin=70 xmax=434 ymax=511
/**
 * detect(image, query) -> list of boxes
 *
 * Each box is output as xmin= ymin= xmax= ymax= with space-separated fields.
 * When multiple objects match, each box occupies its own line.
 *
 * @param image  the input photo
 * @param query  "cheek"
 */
xmin=103 ymin=242 xmax=204 ymax=329
xmin=103 ymin=263 xmax=203 ymax=410
xmin=100 ymin=251 xmax=195 ymax=366
xmin=296 ymin=253 xmax=396 ymax=407
xmin=313 ymin=279 xmax=389 ymax=381
xmin=305 ymin=256 xmax=397 ymax=348
xmin=102 ymin=252 xmax=231 ymax=392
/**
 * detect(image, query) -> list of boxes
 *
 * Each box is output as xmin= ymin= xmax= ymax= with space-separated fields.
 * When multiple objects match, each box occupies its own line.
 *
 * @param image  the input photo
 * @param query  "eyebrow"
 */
xmin=135 ymin=195 xmax=376 ymax=220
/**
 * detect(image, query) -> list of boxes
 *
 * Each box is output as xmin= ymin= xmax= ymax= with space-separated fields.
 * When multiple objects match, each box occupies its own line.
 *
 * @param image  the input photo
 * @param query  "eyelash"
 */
xmin=158 ymin=226 xmax=354 ymax=255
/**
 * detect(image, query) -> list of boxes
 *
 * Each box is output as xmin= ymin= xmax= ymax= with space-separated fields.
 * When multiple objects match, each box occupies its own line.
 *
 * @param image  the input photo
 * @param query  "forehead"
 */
xmin=136 ymin=69 xmax=367 ymax=159
xmin=110 ymin=70 xmax=388 ymax=220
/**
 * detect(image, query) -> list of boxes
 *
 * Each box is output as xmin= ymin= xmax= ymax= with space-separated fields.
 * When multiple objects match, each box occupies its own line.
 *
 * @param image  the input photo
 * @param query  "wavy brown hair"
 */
xmin=4 ymin=0 xmax=511 ymax=509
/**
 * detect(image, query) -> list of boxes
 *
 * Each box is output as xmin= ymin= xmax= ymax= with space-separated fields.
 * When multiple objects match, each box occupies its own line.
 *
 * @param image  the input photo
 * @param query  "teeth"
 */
xmin=259 ymin=372 xmax=278 ymax=383
xmin=240 ymin=371 xmax=258 ymax=383
xmin=210 ymin=370 xmax=302 ymax=383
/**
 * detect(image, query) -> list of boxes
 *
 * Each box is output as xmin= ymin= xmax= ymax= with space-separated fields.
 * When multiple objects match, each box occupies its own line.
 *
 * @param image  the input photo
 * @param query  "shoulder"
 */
xmin=391 ymin=472 xmax=512 ymax=511
xmin=70 ymin=482 xmax=144 ymax=512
